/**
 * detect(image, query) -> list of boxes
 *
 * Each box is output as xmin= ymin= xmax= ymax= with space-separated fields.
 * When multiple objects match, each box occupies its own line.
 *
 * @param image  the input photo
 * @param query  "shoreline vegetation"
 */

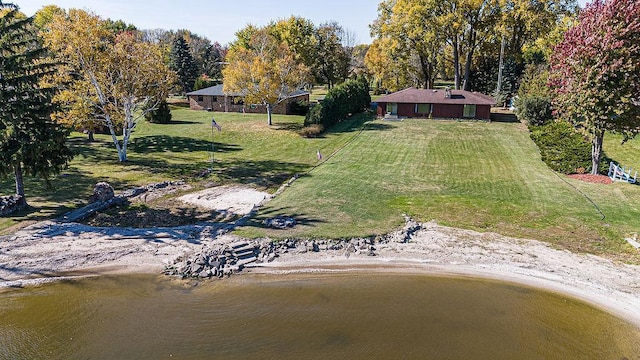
xmin=1 ymin=109 xmax=640 ymax=330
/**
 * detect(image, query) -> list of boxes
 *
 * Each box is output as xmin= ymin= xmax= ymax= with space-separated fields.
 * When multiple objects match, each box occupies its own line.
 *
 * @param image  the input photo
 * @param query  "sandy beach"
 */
xmin=1 ymin=185 xmax=639 ymax=329
xmin=1 ymin=218 xmax=639 ymax=328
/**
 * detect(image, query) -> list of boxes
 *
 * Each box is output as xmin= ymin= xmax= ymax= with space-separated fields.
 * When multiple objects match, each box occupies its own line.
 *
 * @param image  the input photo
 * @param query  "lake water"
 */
xmin=1 ymin=273 xmax=639 ymax=359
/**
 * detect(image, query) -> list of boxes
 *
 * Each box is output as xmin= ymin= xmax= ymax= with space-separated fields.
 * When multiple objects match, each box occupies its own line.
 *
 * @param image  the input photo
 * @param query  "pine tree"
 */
xmin=169 ymin=36 xmax=199 ymax=94
xmin=0 ymin=1 xmax=73 ymax=203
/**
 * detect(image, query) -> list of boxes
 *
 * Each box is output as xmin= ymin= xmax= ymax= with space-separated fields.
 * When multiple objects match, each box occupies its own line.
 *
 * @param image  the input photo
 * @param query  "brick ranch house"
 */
xmin=186 ymin=84 xmax=309 ymax=115
xmin=376 ymin=87 xmax=495 ymax=120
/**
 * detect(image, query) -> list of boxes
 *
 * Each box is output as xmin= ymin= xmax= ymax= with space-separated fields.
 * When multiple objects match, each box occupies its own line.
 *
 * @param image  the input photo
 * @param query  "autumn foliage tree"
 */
xmin=370 ymin=0 xmax=441 ymax=89
xmin=45 ymin=9 xmax=176 ymax=162
xmin=550 ymin=0 xmax=640 ymax=174
xmin=223 ymin=28 xmax=310 ymax=126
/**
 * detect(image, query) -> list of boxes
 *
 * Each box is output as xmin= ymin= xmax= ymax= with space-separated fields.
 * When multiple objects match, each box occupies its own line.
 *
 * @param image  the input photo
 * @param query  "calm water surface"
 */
xmin=0 ymin=273 xmax=639 ymax=359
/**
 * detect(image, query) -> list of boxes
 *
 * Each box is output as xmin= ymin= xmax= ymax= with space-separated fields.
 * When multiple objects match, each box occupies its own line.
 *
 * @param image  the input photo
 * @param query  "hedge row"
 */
xmin=304 ymin=79 xmax=371 ymax=129
xmin=529 ymin=121 xmax=592 ymax=174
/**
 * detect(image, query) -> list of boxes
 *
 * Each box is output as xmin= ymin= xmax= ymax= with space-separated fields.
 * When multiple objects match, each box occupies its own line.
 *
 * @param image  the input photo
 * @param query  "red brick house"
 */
xmin=376 ymin=87 xmax=495 ymax=120
xmin=186 ymin=84 xmax=309 ymax=115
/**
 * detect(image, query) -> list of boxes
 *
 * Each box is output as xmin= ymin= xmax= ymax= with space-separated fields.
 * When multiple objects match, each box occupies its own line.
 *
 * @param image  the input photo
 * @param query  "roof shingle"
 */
xmin=376 ymin=87 xmax=495 ymax=106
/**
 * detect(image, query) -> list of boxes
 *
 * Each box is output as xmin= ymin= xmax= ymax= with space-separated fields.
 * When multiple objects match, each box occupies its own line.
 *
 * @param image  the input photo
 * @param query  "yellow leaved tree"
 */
xmin=223 ymin=28 xmax=310 ymax=126
xmin=44 ymin=9 xmax=176 ymax=161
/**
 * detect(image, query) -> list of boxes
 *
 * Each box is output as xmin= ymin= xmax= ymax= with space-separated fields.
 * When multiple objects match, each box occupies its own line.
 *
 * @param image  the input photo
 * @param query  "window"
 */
xmin=463 ymin=104 xmax=476 ymax=118
xmin=415 ymin=103 xmax=431 ymax=115
xmin=211 ymin=96 xmax=217 ymax=103
xmin=386 ymin=103 xmax=398 ymax=115
xmin=197 ymin=96 xmax=203 ymax=102
xmin=232 ymin=97 xmax=244 ymax=105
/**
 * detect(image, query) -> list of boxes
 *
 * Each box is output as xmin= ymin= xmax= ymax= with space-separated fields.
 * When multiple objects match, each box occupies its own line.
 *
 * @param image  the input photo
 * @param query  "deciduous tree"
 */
xmin=45 ymin=9 xmax=176 ymax=162
xmin=313 ymin=21 xmax=349 ymax=89
xmin=550 ymin=0 xmax=640 ymax=174
xmin=223 ymin=28 xmax=310 ymax=126
xmin=0 ymin=2 xmax=73 ymax=201
xmin=371 ymin=0 xmax=442 ymax=89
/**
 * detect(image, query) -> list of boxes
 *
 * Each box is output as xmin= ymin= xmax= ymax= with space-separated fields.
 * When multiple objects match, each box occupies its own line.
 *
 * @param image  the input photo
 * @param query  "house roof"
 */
xmin=376 ymin=87 xmax=495 ymax=106
xmin=186 ymin=84 xmax=229 ymax=96
xmin=186 ymin=84 xmax=309 ymax=99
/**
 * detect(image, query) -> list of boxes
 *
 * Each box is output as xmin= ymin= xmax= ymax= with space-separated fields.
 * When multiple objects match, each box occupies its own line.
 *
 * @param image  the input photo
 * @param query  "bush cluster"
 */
xmin=299 ymin=124 xmax=324 ymax=138
xmin=289 ymin=100 xmax=309 ymax=116
xmin=529 ymin=121 xmax=592 ymax=174
xmin=515 ymin=96 xmax=553 ymax=126
xmin=145 ymin=100 xmax=172 ymax=124
xmin=304 ymin=79 xmax=371 ymax=129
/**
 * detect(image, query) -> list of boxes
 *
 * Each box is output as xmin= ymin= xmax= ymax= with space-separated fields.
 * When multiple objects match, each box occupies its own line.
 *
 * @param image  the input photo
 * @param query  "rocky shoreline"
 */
xmin=165 ymin=215 xmax=422 ymax=279
xmin=2 ymin=182 xmax=640 ymax=329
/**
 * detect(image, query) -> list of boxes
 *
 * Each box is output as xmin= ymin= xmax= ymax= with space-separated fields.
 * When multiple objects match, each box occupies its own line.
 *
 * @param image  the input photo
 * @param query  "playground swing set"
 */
xmin=608 ymin=161 xmax=637 ymax=184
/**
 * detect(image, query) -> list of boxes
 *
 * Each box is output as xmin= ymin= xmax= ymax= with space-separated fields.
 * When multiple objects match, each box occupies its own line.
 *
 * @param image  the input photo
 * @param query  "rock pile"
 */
xmin=90 ymin=182 xmax=115 ymax=203
xmin=164 ymin=241 xmax=261 ymax=278
xmin=381 ymin=214 xmax=423 ymax=243
xmin=165 ymin=238 xmax=380 ymax=279
xmin=165 ymin=216 xmax=422 ymax=280
xmin=263 ymin=216 xmax=297 ymax=229
xmin=0 ymin=195 xmax=26 ymax=216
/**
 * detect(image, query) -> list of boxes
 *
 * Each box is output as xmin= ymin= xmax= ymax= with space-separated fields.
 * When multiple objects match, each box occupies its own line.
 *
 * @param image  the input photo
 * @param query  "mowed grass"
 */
xmin=0 ymin=107 xmax=362 ymax=233
xmin=2 ymin=106 xmax=639 ymax=262
xmin=239 ymin=119 xmax=640 ymax=262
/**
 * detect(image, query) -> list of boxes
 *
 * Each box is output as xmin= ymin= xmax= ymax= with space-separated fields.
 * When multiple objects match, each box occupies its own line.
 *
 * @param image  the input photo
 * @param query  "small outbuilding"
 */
xmin=376 ymin=87 xmax=495 ymax=120
xmin=186 ymin=84 xmax=309 ymax=115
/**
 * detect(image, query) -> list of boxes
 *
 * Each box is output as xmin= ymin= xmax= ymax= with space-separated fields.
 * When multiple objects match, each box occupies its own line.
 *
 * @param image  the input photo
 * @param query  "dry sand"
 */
xmin=1 ymin=186 xmax=639 ymax=328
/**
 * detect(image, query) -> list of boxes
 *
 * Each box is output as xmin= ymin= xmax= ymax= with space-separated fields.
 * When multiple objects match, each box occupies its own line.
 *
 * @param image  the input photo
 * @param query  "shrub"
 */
xmin=515 ymin=96 xmax=552 ymax=126
xmin=304 ymin=79 xmax=371 ymax=129
xmin=145 ymin=100 xmax=172 ymax=123
xmin=299 ymin=124 xmax=324 ymax=138
xmin=289 ymin=100 xmax=309 ymax=116
xmin=529 ymin=121 xmax=592 ymax=174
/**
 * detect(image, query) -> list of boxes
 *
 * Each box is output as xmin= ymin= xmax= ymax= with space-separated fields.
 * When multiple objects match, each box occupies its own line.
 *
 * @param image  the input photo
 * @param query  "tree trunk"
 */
xmin=462 ymin=29 xmax=477 ymax=91
xmin=453 ymin=37 xmax=461 ymax=90
xmin=88 ymin=130 xmax=95 ymax=142
xmin=591 ymin=133 xmax=604 ymax=175
xmin=14 ymin=161 xmax=25 ymax=197
xmin=267 ymin=104 xmax=273 ymax=126
xmin=419 ymin=54 xmax=433 ymax=89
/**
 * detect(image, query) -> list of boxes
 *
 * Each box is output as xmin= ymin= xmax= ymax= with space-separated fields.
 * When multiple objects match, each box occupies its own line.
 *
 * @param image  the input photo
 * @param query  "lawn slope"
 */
xmin=241 ymin=119 xmax=640 ymax=261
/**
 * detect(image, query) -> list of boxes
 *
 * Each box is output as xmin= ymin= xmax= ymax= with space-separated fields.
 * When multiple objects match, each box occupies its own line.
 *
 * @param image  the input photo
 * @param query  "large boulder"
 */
xmin=0 ymin=195 xmax=27 ymax=216
xmin=91 ymin=182 xmax=115 ymax=203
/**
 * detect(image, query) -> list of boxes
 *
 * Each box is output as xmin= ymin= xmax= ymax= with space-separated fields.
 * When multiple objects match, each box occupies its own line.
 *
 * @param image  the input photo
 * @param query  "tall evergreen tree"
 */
xmin=169 ymin=36 xmax=199 ymax=93
xmin=0 ymin=1 xmax=73 ymax=203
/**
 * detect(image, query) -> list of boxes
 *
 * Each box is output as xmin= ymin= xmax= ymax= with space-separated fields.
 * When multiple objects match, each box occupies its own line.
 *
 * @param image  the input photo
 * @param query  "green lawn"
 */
xmin=2 ymin=107 xmax=639 ymax=262
xmin=238 ymin=119 xmax=640 ymax=262
xmin=0 ymin=107 xmax=362 ymax=232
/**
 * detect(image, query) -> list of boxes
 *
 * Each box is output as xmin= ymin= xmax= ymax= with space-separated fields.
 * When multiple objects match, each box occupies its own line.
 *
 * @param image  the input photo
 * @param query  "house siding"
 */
xmin=188 ymin=94 xmax=309 ymax=114
xmin=377 ymin=102 xmax=491 ymax=120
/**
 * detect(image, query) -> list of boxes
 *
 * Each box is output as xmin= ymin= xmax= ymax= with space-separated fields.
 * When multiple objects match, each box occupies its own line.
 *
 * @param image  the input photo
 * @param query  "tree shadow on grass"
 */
xmin=124 ymin=156 xmax=308 ymax=189
xmin=158 ymin=120 xmax=200 ymax=125
xmin=240 ymin=205 xmax=326 ymax=230
xmin=272 ymin=122 xmax=304 ymax=132
xmin=129 ymin=135 xmax=242 ymax=154
xmin=216 ymin=159 xmax=309 ymax=189
xmin=0 ymin=167 xmax=128 ymax=225
xmin=324 ymin=112 xmax=395 ymax=135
